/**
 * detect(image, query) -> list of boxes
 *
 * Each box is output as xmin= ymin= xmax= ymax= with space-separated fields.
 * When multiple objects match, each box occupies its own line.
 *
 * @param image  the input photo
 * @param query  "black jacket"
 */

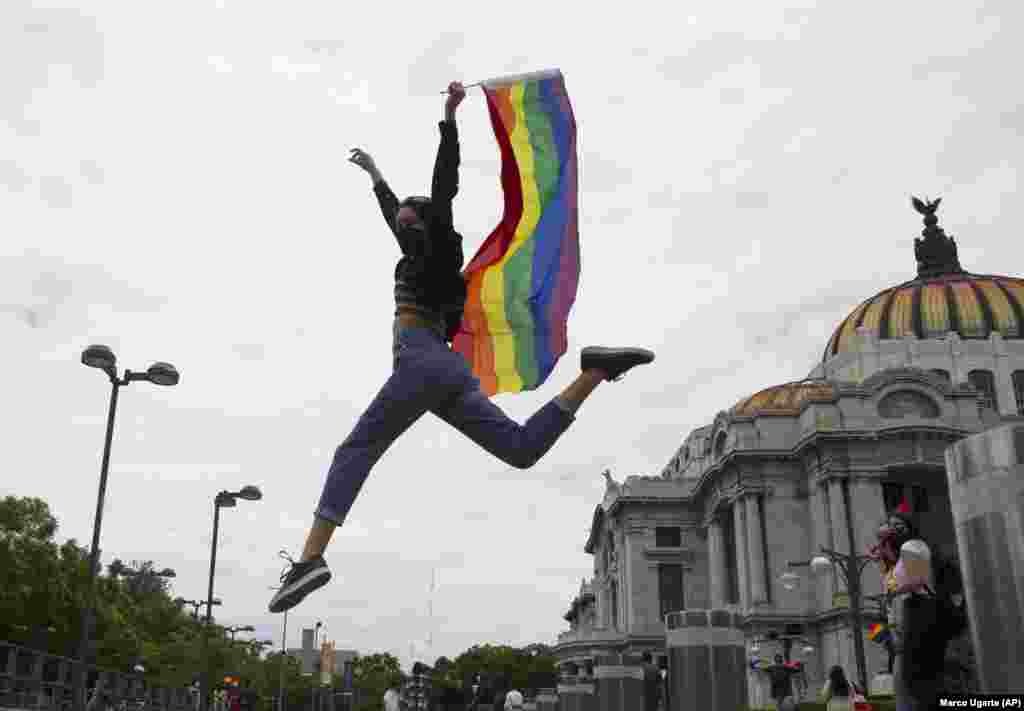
xmin=374 ymin=120 xmax=467 ymax=341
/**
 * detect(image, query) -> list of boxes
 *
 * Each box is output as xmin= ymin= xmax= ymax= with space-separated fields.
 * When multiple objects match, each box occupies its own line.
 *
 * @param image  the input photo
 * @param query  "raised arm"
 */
xmin=349 ymin=147 xmax=400 ymax=239
xmin=430 ymin=81 xmax=466 ymax=231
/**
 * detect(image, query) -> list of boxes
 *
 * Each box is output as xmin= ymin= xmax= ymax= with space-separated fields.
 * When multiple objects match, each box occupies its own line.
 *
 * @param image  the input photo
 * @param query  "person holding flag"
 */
xmin=269 ymin=74 xmax=654 ymax=615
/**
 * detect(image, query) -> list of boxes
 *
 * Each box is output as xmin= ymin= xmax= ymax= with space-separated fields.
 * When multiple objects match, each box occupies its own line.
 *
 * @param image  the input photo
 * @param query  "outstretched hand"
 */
xmin=349 ymin=147 xmax=378 ymax=174
xmin=445 ymin=81 xmax=466 ymax=115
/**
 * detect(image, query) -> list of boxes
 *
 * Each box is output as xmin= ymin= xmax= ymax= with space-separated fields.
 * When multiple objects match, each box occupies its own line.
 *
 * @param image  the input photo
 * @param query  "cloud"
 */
xmin=326 ymin=82 xmax=376 ymax=113
xmin=232 ymin=343 xmax=266 ymax=361
xmin=656 ymin=32 xmax=758 ymax=89
xmin=0 ymin=160 xmax=31 ymax=192
xmin=304 ymin=40 xmax=345 ymax=56
xmin=0 ymin=251 xmax=166 ymax=330
xmin=0 ymin=2 xmax=104 ymax=134
xmin=719 ymin=87 xmax=747 ymax=105
xmin=78 ymin=159 xmax=104 ymax=185
xmin=38 ymin=175 xmax=73 ymax=208
xmin=270 ymin=55 xmax=321 ymax=81
xmin=208 ymin=56 xmax=233 ymax=74
xmin=406 ymin=32 xmax=464 ymax=97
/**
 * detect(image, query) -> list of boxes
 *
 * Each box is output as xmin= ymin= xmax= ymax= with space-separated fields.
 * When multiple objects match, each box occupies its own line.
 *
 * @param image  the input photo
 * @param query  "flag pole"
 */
xmin=439 ymin=81 xmax=481 ymax=94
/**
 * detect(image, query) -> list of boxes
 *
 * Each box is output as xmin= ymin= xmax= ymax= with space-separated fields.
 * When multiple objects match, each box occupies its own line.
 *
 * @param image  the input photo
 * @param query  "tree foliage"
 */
xmin=351 ymin=652 xmax=402 ymax=711
xmin=0 ymin=496 xmax=308 ymax=709
xmin=3 ymin=495 xmax=561 ymax=710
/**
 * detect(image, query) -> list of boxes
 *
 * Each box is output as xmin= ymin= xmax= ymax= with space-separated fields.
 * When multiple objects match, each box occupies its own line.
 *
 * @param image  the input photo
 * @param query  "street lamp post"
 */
xmin=200 ymin=486 xmax=262 ymax=711
xmin=225 ymin=626 xmax=256 ymax=643
xmin=176 ymin=598 xmax=223 ymax=622
xmin=783 ymin=546 xmax=877 ymax=695
xmin=269 ymin=550 xmax=292 ymax=711
xmin=313 ymin=622 xmax=323 ymax=711
xmin=75 ymin=345 xmax=179 ymax=711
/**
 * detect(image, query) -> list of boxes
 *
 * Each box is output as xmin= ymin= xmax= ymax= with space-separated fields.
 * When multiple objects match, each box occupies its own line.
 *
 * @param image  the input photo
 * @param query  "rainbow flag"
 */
xmin=867 ymin=623 xmax=891 ymax=644
xmin=453 ymin=68 xmax=579 ymax=396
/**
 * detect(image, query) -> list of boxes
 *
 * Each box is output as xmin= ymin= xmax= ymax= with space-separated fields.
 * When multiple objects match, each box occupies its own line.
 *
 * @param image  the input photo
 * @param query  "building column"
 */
xmin=828 ymin=479 xmax=850 ymax=556
xmin=848 ymin=478 xmax=886 ymax=600
xmin=745 ymin=495 xmax=768 ymax=605
xmin=809 ymin=482 xmax=834 ymax=611
xmin=733 ymin=500 xmax=750 ymax=611
xmin=708 ymin=517 xmax=728 ymax=608
xmin=828 ymin=479 xmax=851 ymax=618
xmin=992 ymin=333 xmax=1016 ymax=416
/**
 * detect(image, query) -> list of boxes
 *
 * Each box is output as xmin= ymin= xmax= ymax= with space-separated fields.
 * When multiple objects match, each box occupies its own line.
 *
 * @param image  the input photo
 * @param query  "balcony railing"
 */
xmin=555 ymin=628 xmax=623 ymax=646
xmin=0 ymin=641 xmax=193 ymax=711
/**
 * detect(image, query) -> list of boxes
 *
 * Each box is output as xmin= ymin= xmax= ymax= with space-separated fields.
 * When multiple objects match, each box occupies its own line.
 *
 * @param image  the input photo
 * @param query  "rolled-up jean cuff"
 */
xmin=552 ymin=396 xmax=579 ymax=418
xmin=314 ymin=506 xmax=346 ymax=527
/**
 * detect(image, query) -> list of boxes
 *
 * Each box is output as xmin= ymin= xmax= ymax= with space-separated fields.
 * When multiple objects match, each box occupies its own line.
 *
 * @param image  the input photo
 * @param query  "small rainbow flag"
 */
xmin=453 ymin=69 xmax=579 ymax=396
xmin=867 ymin=623 xmax=891 ymax=644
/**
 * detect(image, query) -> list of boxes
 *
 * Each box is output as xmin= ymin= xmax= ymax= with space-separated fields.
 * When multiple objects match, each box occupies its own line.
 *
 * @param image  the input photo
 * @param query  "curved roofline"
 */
xmin=731 ymin=377 xmax=835 ymax=417
xmin=822 ymin=271 xmax=1024 ymax=365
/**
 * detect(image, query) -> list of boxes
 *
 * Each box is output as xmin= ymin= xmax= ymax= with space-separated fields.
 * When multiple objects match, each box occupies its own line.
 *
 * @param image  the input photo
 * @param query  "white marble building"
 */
xmin=553 ymin=201 xmax=1024 ymax=705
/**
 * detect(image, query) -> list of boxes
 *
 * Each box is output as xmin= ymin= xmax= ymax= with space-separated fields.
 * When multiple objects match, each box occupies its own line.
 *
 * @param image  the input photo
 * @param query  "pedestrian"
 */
xmin=268 ymin=79 xmax=654 ymax=615
xmin=762 ymin=655 xmax=799 ymax=711
xmin=873 ymin=504 xmax=946 ymax=710
xmin=503 ymin=689 xmax=523 ymax=710
xmin=820 ymin=666 xmax=855 ymax=711
xmin=640 ymin=652 xmax=660 ymax=711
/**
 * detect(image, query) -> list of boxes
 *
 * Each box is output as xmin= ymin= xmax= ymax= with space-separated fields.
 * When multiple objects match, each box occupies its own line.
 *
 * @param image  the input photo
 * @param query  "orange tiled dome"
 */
xmin=824 ymin=198 xmax=1024 ymax=362
xmin=824 ymin=272 xmax=1024 ymax=361
xmin=733 ymin=380 xmax=836 ymax=417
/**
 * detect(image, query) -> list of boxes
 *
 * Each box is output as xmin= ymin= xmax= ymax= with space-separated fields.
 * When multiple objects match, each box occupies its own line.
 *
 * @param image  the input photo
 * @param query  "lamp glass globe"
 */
xmin=811 ymin=555 xmax=832 ymax=573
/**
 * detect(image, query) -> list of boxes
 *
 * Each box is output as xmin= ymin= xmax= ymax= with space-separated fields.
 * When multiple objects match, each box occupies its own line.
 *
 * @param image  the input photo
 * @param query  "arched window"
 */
xmin=1013 ymin=370 xmax=1024 ymax=416
xmin=967 ymin=370 xmax=998 ymax=414
xmin=930 ymin=369 xmax=951 ymax=384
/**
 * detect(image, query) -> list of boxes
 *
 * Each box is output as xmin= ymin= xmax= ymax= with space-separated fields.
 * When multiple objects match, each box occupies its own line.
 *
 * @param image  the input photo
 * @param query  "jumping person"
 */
xmin=268 ymin=81 xmax=655 ymax=614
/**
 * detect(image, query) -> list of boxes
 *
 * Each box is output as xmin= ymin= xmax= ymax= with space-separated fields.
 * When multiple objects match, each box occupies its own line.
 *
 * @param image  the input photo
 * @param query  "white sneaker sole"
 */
xmin=269 ymin=566 xmax=331 ymax=613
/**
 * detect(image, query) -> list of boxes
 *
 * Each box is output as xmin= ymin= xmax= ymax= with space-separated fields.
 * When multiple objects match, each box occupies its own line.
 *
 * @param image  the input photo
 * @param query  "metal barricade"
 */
xmin=0 ymin=641 xmax=195 ymax=711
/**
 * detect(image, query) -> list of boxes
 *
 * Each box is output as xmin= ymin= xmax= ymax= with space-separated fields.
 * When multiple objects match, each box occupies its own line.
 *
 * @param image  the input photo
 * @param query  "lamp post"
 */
xmin=783 ymin=546 xmax=877 ymax=695
xmin=176 ymin=598 xmax=223 ymax=622
xmin=75 ymin=345 xmax=179 ymax=711
xmin=225 ymin=626 xmax=256 ymax=643
xmin=269 ymin=551 xmax=292 ymax=711
xmin=313 ymin=622 xmax=323 ymax=711
xmin=200 ymin=486 xmax=262 ymax=711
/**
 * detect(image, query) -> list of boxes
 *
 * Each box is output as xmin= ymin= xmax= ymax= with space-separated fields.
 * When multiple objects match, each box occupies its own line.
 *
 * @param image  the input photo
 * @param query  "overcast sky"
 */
xmin=3 ymin=0 xmax=1022 ymax=671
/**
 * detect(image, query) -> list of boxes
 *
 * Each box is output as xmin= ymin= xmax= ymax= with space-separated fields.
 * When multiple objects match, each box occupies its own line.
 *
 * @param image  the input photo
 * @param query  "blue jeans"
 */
xmin=315 ymin=325 xmax=575 ymax=525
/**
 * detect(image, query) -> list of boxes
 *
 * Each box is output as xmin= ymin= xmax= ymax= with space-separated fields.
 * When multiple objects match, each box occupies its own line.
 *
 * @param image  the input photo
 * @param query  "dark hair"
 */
xmin=774 ymin=654 xmax=783 ymax=664
xmin=641 ymin=651 xmax=652 ymax=663
xmin=829 ymin=666 xmax=850 ymax=696
xmin=887 ymin=511 xmax=919 ymax=540
xmin=400 ymin=196 xmax=432 ymax=221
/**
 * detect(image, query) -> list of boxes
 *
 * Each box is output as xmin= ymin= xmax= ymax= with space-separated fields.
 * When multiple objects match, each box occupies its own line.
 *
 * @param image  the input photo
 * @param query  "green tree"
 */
xmin=351 ymin=652 xmax=401 ymax=711
xmin=0 ymin=496 xmax=83 ymax=655
xmin=450 ymin=643 xmax=558 ymax=698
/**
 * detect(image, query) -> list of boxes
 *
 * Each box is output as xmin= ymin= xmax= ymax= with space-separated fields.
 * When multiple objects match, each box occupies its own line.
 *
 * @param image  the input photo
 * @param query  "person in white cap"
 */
xmin=504 ymin=689 xmax=524 ymax=710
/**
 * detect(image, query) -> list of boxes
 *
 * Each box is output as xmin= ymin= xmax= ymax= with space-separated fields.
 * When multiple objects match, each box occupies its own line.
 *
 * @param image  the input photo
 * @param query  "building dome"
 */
xmin=824 ymin=198 xmax=1024 ymax=363
xmin=732 ymin=380 xmax=836 ymax=417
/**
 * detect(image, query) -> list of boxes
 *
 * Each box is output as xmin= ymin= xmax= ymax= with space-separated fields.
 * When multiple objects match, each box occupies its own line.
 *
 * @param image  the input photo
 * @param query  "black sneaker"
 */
xmin=268 ymin=552 xmax=331 ymax=613
xmin=581 ymin=346 xmax=655 ymax=381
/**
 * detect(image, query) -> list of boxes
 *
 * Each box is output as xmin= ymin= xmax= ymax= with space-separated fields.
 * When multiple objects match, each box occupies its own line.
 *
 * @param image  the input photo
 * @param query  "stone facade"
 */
xmin=552 ymin=205 xmax=1024 ymax=705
